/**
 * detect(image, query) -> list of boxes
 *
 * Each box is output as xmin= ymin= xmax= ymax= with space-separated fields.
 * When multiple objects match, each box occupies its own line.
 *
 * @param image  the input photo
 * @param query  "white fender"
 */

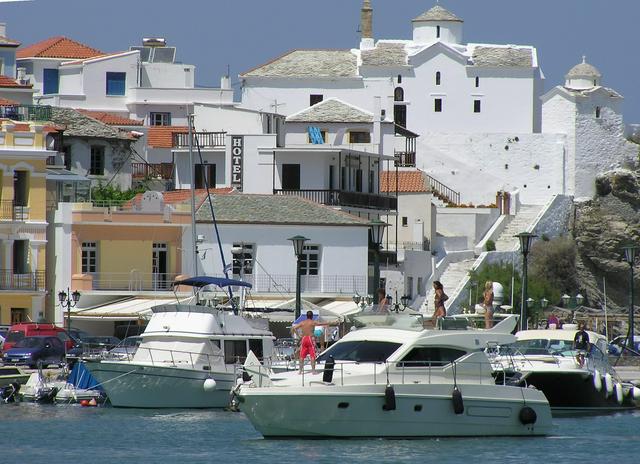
xmin=203 ymin=378 xmax=217 ymax=391
xmin=632 ymin=386 xmax=640 ymax=401
xmin=604 ymin=373 xmax=614 ymax=396
xmin=593 ymin=370 xmax=602 ymax=391
xmin=615 ymin=383 xmax=623 ymax=404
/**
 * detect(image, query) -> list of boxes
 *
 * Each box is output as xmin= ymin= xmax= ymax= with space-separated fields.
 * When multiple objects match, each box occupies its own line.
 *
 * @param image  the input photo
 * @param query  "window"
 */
xmin=435 ymin=71 xmax=441 ymax=86
xmin=394 ymin=104 xmax=407 ymax=127
xmin=329 ymin=165 xmax=335 ymax=190
xmin=436 ymin=25 xmax=440 ymax=38
xmin=248 ymin=339 xmax=264 ymax=359
xmin=301 ymin=244 xmax=320 ymax=276
xmin=317 ymin=341 xmax=402 ymax=363
xmin=310 ymin=94 xmax=323 ymax=106
xmin=307 ymin=128 xmax=327 ymax=143
xmin=401 ymin=216 xmax=408 ymax=227
xmin=397 ymin=74 xmax=402 ymax=84
xmin=281 ymin=164 xmax=300 ymax=190
xmin=90 ymin=146 xmax=105 ymax=175
xmin=232 ymin=243 xmax=254 ymax=276
xmin=43 ymin=68 xmax=59 ymax=94
xmin=13 ymin=170 xmax=28 ymax=207
xmin=62 ymin=145 xmax=72 ymax=171
xmin=106 ymin=72 xmax=126 ymax=96
xmin=394 ymin=87 xmax=404 ymax=102
xmin=150 ymin=112 xmax=171 ymax=126
xmin=397 ymin=347 xmax=467 ymax=367
xmin=82 ymin=242 xmax=97 ymax=273
xmin=368 ymin=170 xmax=374 ymax=194
xmin=475 ymin=76 xmax=480 ymax=88
xmin=434 ymin=98 xmax=442 ymax=112
xmin=340 ymin=166 xmax=347 ymax=189
xmin=194 ymin=163 xmax=216 ymax=189
xmin=348 ymin=131 xmax=371 ymax=143
xmin=224 ymin=340 xmax=247 ymax=364
xmin=595 ymin=106 xmax=601 ymax=119
xmin=12 ymin=240 xmax=28 ymax=274
xmin=474 ymin=100 xmax=481 ymax=113
xmin=355 ymin=169 xmax=363 ymax=192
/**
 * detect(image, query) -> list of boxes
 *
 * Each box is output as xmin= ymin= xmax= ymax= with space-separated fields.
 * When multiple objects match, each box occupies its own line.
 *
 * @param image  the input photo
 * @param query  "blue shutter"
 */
xmin=106 ymin=72 xmax=126 ymax=96
xmin=43 ymin=68 xmax=59 ymax=94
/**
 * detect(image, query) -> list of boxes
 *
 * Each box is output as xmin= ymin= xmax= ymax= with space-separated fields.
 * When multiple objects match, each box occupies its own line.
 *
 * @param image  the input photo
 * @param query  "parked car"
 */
xmin=0 ymin=325 xmax=10 ymax=350
xmin=2 ymin=323 xmax=74 ymax=353
xmin=608 ymin=335 xmax=640 ymax=355
xmin=106 ymin=336 xmax=142 ymax=360
xmin=2 ymin=336 xmax=66 ymax=368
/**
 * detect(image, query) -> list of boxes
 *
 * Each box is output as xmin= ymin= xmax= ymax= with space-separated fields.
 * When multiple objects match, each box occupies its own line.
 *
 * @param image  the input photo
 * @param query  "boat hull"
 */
xmin=238 ymin=383 xmax=552 ymax=438
xmin=84 ymin=361 xmax=236 ymax=408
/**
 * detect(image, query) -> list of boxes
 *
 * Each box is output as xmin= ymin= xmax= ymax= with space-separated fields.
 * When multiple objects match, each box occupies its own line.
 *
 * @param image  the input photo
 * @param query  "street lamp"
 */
xmin=540 ymin=297 xmax=549 ymax=310
xmin=353 ymin=294 xmax=373 ymax=311
xmin=288 ymin=235 xmax=309 ymax=320
xmin=622 ymin=245 xmax=638 ymax=351
xmin=369 ymin=220 xmax=387 ymax=295
xmin=58 ymin=288 xmax=81 ymax=332
xmin=561 ymin=293 xmax=571 ymax=307
xmin=515 ymin=231 xmax=537 ymax=331
xmin=400 ymin=294 xmax=410 ymax=309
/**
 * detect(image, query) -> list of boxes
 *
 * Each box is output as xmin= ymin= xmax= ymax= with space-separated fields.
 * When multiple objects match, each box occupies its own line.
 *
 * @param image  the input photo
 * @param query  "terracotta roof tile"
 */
xmin=17 ymin=36 xmax=103 ymax=59
xmin=147 ymin=126 xmax=188 ymax=148
xmin=0 ymin=75 xmax=32 ymax=88
xmin=77 ymin=109 xmax=143 ymax=126
xmin=380 ymin=170 xmax=429 ymax=193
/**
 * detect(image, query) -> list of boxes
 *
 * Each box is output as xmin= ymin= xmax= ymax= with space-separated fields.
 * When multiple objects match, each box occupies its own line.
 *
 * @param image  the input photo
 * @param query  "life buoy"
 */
xmin=605 ymin=373 xmax=614 ymax=397
xmin=593 ymin=370 xmax=602 ymax=391
xmin=615 ymin=383 xmax=624 ymax=404
xmin=383 ymin=384 xmax=396 ymax=411
xmin=452 ymin=386 xmax=464 ymax=415
xmin=519 ymin=406 xmax=537 ymax=425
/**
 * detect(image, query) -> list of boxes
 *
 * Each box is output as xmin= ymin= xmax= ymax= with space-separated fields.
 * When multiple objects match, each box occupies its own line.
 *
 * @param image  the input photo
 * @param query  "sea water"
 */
xmin=1 ymin=404 xmax=639 ymax=463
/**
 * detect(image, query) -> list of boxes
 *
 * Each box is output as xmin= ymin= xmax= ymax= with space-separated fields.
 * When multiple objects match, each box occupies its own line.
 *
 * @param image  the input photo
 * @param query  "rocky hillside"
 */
xmin=572 ymin=169 xmax=640 ymax=311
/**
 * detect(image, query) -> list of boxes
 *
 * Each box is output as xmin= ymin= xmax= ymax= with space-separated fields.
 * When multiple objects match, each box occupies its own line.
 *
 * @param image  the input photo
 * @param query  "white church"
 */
xmin=240 ymin=2 xmax=637 ymax=206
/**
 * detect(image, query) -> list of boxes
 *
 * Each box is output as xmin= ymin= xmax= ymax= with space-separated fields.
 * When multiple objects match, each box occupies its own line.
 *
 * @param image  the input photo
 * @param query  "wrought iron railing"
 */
xmin=424 ymin=173 xmax=460 ymax=205
xmin=173 ymin=132 xmax=226 ymax=148
xmin=394 ymin=151 xmax=416 ymax=167
xmin=131 ymin=162 xmax=174 ymax=179
xmin=274 ymin=189 xmax=397 ymax=211
xmin=0 ymin=270 xmax=45 ymax=291
xmin=0 ymin=200 xmax=29 ymax=221
xmin=0 ymin=105 xmax=52 ymax=122
xmin=90 ymin=272 xmax=181 ymax=291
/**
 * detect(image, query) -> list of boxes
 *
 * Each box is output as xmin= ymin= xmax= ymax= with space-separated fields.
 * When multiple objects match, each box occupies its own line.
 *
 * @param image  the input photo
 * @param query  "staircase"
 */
xmin=424 ymin=258 xmax=477 ymax=315
xmin=493 ymin=205 xmax=544 ymax=252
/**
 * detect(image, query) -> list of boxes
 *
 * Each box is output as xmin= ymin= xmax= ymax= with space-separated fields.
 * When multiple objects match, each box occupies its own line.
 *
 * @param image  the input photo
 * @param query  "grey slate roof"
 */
xmin=471 ymin=46 xmax=533 ymax=67
xmin=361 ymin=42 xmax=408 ymax=67
xmin=241 ymin=50 xmax=357 ymax=78
xmin=49 ymin=107 xmax=133 ymax=140
xmin=286 ymin=98 xmax=373 ymax=123
xmin=195 ymin=194 xmax=371 ymax=226
xmin=566 ymin=58 xmax=601 ymax=79
xmin=413 ymin=5 xmax=463 ymax=22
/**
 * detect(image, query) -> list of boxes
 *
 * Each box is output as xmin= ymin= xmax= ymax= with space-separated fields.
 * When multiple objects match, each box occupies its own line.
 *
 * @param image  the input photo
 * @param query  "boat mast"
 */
xmin=188 ymin=113 xmax=198 ymax=278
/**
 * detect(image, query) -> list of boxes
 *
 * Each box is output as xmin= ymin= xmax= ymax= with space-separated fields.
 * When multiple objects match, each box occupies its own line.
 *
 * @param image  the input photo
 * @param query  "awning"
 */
xmin=320 ymin=299 xmax=362 ymax=316
xmin=72 ymin=297 xmax=182 ymax=321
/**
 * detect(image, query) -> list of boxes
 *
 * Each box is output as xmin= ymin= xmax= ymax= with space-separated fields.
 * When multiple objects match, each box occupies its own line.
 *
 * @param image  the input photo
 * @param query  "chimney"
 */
xmin=0 ymin=23 xmax=6 ymax=38
xmin=360 ymin=0 xmax=374 ymax=50
xmin=220 ymin=75 xmax=231 ymax=90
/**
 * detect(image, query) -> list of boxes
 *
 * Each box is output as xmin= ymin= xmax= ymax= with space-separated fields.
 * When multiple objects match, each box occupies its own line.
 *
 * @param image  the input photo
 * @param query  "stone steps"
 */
xmin=494 ymin=205 xmax=544 ymax=252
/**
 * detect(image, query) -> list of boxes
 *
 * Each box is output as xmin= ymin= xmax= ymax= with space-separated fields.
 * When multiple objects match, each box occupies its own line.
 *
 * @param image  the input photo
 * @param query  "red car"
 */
xmin=2 ymin=323 xmax=75 ymax=353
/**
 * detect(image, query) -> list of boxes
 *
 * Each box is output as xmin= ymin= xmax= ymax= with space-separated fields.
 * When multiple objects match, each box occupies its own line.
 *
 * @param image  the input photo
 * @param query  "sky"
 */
xmin=3 ymin=0 xmax=640 ymax=122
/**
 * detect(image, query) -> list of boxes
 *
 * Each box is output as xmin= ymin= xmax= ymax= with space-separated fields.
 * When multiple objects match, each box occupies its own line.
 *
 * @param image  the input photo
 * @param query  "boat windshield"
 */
xmin=512 ymin=338 xmax=574 ymax=355
xmin=316 ymin=340 xmax=402 ymax=363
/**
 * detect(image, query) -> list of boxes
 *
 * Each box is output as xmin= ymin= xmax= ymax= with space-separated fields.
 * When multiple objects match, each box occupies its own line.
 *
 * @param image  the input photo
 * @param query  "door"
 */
xmin=281 ymin=164 xmax=300 ymax=190
xmin=194 ymin=164 xmax=216 ymax=189
xmin=152 ymin=243 xmax=168 ymax=289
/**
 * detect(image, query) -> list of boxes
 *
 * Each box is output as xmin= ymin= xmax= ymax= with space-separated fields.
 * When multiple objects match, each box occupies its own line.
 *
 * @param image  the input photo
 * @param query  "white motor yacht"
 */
xmin=491 ymin=326 xmax=640 ymax=415
xmin=236 ymin=316 xmax=552 ymax=438
xmin=85 ymin=277 xmax=274 ymax=408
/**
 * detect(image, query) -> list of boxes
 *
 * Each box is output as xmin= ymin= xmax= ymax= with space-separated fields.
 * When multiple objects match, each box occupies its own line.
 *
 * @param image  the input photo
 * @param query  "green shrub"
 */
xmin=485 ymin=239 xmax=496 ymax=251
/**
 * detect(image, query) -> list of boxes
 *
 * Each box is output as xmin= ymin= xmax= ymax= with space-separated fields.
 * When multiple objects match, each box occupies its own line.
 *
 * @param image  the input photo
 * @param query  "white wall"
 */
xmin=141 ymin=62 xmax=195 ymax=88
xmin=65 ymin=137 xmax=132 ymax=190
xmin=383 ymin=192 xmax=435 ymax=249
xmin=436 ymin=207 xmax=500 ymax=248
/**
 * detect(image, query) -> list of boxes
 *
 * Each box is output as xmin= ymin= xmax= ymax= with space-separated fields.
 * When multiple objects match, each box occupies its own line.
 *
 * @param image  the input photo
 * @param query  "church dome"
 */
xmin=412 ymin=5 xmax=463 ymax=23
xmin=565 ymin=56 xmax=601 ymax=90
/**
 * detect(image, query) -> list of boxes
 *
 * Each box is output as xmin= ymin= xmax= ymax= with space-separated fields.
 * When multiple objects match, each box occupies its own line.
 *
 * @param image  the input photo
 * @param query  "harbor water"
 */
xmin=1 ymin=404 xmax=639 ymax=463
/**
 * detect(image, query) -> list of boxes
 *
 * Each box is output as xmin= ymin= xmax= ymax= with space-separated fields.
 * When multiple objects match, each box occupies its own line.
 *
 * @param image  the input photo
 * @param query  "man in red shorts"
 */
xmin=291 ymin=310 xmax=332 ymax=374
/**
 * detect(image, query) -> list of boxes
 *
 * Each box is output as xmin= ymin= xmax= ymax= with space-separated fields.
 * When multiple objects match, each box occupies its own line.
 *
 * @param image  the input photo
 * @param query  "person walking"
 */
xmin=482 ymin=281 xmax=494 ymax=329
xmin=432 ymin=281 xmax=448 ymax=327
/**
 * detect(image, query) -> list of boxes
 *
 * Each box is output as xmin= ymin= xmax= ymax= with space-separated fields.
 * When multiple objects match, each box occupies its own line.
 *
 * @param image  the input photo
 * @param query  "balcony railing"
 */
xmin=0 ymin=105 xmax=52 ymax=122
xmin=394 ymin=151 xmax=416 ymax=167
xmin=0 ymin=200 xmax=29 ymax=221
xmin=274 ymin=189 xmax=397 ymax=211
xmin=90 ymin=272 xmax=181 ymax=292
xmin=173 ymin=132 xmax=226 ymax=149
xmin=424 ymin=173 xmax=460 ymax=206
xmin=0 ymin=270 xmax=45 ymax=291
xmin=132 ymin=162 xmax=174 ymax=179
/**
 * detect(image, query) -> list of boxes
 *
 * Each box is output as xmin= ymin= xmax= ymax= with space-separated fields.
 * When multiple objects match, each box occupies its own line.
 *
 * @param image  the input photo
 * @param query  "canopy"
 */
xmin=174 ymin=276 xmax=252 ymax=289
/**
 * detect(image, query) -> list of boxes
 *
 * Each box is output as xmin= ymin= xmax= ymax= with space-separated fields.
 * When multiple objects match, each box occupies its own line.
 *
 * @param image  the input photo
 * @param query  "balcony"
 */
xmin=0 ymin=270 xmax=45 ymax=291
xmin=173 ymin=132 xmax=225 ymax=149
xmin=0 ymin=200 xmax=29 ymax=221
xmin=132 ymin=163 xmax=174 ymax=180
xmin=0 ymin=105 xmax=52 ymax=122
xmin=394 ymin=151 xmax=416 ymax=167
xmin=80 ymin=272 xmax=181 ymax=292
xmin=274 ymin=189 xmax=397 ymax=211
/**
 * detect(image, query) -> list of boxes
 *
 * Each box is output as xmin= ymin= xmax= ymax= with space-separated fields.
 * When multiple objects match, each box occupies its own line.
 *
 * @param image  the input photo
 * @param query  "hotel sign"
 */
xmin=231 ymin=136 xmax=243 ymax=191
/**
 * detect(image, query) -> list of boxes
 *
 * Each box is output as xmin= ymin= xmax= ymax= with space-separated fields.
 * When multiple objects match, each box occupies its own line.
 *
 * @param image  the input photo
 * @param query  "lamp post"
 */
xmin=289 ymin=235 xmax=309 ymax=320
xmin=622 ymin=245 xmax=638 ymax=351
xmin=515 ymin=232 xmax=537 ymax=331
xmin=353 ymin=294 xmax=373 ymax=311
xmin=58 ymin=288 xmax=81 ymax=332
xmin=369 ymin=220 xmax=387 ymax=295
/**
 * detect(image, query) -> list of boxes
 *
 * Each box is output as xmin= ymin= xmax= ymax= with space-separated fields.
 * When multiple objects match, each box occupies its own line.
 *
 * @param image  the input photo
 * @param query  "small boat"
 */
xmin=0 ymin=365 xmax=30 ymax=387
xmin=19 ymin=372 xmax=60 ymax=403
xmin=235 ymin=315 xmax=552 ymax=438
xmin=491 ymin=327 xmax=640 ymax=415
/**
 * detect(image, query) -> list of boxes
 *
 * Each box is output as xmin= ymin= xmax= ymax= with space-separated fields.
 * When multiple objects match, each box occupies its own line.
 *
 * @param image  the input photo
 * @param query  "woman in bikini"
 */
xmin=483 ymin=281 xmax=494 ymax=329
xmin=432 ymin=281 xmax=447 ymax=327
